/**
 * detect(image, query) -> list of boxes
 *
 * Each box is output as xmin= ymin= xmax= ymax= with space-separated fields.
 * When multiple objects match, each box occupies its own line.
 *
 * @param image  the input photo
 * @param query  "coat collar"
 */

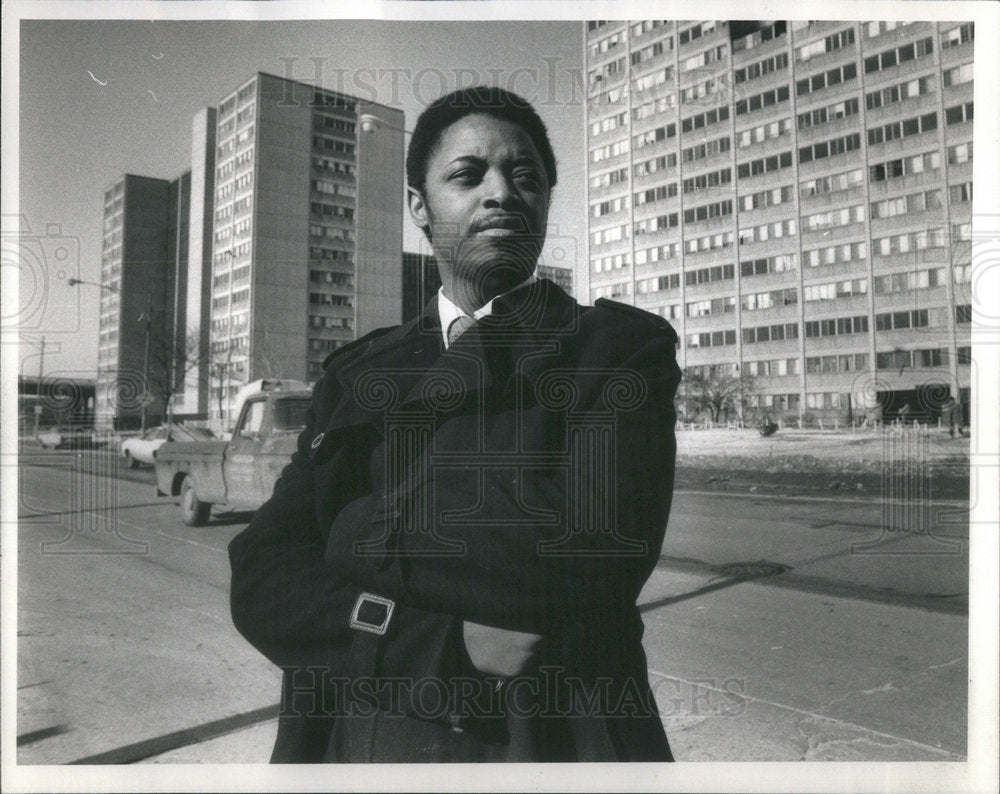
xmin=325 ymin=279 xmax=579 ymax=435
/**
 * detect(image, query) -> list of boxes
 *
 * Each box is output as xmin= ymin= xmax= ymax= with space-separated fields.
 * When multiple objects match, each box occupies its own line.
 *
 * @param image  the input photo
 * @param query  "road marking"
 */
xmin=646 ymin=668 xmax=965 ymax=760
xmin=674 ymin=487 xmax=969 ymax=508
xmin=17 ymin=489 xmax=230 ymax=555
xmin=67 ymin=704 xmax=279 ymax=764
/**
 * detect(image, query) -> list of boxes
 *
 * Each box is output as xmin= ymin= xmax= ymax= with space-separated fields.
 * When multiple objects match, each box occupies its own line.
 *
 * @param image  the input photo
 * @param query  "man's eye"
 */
xmin=450 ymin=169 xmax=480 ymax=183
xmin=514 ymin=170 xmax=541 ymax=186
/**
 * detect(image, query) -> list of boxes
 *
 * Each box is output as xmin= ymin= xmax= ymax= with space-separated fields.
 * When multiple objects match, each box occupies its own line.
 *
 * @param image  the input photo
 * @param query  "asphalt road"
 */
xmin=15 ymin=450 xmax=968 ymax=763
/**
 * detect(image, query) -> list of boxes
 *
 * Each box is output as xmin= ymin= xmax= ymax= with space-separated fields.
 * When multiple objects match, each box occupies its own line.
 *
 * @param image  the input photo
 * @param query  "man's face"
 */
xmin=408 ymin=113 xmax=550 ymax=305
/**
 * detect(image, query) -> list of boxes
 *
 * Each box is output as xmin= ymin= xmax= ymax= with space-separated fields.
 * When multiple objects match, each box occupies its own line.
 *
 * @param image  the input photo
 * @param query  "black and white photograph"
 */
xmin=2 ymin=1 xmax=997 ymax=791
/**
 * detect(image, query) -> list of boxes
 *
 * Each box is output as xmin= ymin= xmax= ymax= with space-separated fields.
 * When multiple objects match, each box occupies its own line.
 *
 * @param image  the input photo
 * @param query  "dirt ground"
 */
xmin=673 ymin=426 xmax=970 ymax=500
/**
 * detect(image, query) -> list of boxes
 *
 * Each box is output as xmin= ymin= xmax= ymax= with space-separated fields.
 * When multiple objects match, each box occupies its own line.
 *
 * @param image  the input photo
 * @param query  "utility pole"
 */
xmin=33 ymin=336 xmax=45 ymax=439
xmin=141 ymin=293 xmax=151 ymax=433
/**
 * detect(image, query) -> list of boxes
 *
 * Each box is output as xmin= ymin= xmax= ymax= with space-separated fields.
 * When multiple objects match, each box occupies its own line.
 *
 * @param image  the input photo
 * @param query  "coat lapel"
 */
xmin=325 ymin=279 xmax=580 ymax=435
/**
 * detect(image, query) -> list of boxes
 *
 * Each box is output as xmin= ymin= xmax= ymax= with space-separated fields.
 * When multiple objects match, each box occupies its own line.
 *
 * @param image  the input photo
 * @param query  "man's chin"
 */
xmin=453 ymin=255 xmax=536 ymax=304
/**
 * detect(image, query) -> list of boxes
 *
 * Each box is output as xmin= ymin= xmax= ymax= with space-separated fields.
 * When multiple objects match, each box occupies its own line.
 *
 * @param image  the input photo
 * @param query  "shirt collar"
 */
xmin=437 ymin=273 xmax=537 ymax=348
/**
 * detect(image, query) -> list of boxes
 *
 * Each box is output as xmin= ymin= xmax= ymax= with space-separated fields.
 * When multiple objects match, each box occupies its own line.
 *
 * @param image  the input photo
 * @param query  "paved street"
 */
xmin=15 ymin=450 xmax=968 ymax=763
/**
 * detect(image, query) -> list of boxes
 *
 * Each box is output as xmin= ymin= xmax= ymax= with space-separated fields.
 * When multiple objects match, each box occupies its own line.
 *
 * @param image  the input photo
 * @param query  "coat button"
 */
xmin=310 ymin=432 xmax=325 ymax=450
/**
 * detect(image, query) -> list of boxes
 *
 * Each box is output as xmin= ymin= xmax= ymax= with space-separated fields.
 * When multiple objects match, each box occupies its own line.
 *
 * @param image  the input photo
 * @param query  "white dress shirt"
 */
xmin=437 ymin=274 xmax=537 ymax=349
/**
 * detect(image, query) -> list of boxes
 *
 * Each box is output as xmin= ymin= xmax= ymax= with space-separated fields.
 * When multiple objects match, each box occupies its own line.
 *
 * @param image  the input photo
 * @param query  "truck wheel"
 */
xmin=180 ymin=476 xmax=211 ymax=526
xmin=125 ymin=450 xmax=140 ymax=469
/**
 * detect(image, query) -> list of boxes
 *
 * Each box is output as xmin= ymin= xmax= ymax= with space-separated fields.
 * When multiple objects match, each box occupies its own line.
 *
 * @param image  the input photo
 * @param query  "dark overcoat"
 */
xmin=229 ymin=279 xmax=682 ymax=762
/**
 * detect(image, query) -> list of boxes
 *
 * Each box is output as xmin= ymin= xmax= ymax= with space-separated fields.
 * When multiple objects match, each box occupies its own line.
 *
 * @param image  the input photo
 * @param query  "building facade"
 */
xmin=207 ymin=73 xmax=404 ymax=426
xmin=584 ymin=20 xmax=974 ymax=422
xmin=96 ymin=173 xmax=188 ymax=429
xmin=402 ymin=251 xmax=442 ymax=322
xmin=538 ymin=264 xmax=574 ymax=295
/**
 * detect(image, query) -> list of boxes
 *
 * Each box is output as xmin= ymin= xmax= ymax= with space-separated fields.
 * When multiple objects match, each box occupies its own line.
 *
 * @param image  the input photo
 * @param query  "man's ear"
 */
xmin=407 ymin=187 xmax=431 ymax=240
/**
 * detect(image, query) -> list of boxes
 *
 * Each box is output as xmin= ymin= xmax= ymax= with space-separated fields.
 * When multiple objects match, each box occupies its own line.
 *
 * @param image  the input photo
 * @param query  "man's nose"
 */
xmin=481 ymin=169 xmax=518 ymax=209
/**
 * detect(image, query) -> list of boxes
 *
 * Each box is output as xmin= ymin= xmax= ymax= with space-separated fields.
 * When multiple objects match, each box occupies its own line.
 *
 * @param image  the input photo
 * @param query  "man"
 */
xmin=229 ymin=86 xmax=681 ymax=762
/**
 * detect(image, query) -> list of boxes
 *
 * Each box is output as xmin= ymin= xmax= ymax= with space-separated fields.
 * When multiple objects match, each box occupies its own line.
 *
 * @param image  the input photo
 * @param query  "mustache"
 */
xmin=469 ymin=214 xmax=533 ymax=233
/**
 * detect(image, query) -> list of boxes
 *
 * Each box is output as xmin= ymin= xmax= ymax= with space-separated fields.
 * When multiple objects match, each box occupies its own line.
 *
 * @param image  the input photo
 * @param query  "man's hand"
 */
xmin=463 ymin=621 xmax=543 ymax=677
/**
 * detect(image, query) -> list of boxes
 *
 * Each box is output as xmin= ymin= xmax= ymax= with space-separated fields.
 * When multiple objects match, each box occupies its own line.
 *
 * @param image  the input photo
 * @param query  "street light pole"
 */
xmin=141 ymin=292 xmax=152 ymax=433
xmin=68 ymin=277 xmax=152 ymax=433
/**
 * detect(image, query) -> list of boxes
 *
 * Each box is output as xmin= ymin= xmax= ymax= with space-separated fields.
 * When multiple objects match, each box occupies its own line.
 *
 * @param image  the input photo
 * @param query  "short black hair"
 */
xmin=405 ymin=86 xmax=558 ymax=195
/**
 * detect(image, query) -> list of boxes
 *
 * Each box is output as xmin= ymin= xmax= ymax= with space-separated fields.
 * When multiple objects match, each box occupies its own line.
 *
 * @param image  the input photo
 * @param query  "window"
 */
xmin=945 ymin=102 xmax=974 ymax=125
xmin=871 ymin=190 xmax=942 ymax=219
xmin=804 ymin=315 xmax=868 ymax=337
xmin=950 ymin=182 xmax=973 ymax=203
xmin=683 ymin=200 xmax=733 ymax=224
xmin=633 ymin=184 xmax=677 ymax=206
xmin=681 ymin=106 xmax=729 ymax=133
xmin=684 ymin=264 xmax=735 ymax=286
xmin=803 ymin=279 xmax=867 ymax=301
xmin=739 ymin=218 xmax=797 ymax=244
xmin=633 ymin=153 xmax=676 ymax=178
xmin=686 ymin=297 xmax=736 ymax=317
xmin=864 ymin=37 xmax=934 ymax=73
xmin=799 ymin=133 xmax=861 ymax=164
xmin=941 ymin=23 xmax=974 ymax=49
xmin=738 ymin=118 xmax=793 ymax=147
xmin=795 ymin=62 xmax=858 ymax=95
xmin=685 ymin=330 xmax=736 ymax=349
xmin=732 ymin=21 xmax=786 ymax=52
xmin=869 ymin=150 xmax=940 ymax=182
xmin=947 ymin=141 xmax=973 ymax=165
xmin=942 ymin=62 xmax=974 ymax=88
xmin=735 ymin=85 xmax=790 ymax=115
xmin=867 ymin=113 xmax=937 ymax=145
xmin=875 ymin=309 xmax=930 ymax=331
xmin=742 ymin=323 xmax=800 ymax=344
xmin=874 ymin=228 xmax=946 ymax=255
xmin=634 ymin=214 xmax=678 ymax=235
xmin=800 ymin=168 xmax=864 ymax=198
xmin=797 ymin=98 xmax=859 ymax=130
xmin=873 ymin=267 xmax=946 ymax=293
xmin=682 ymin=168 xmax=731 ymax=194
xmin=737 ymin=151 xmax=794 ymax=179
xmin=865 ymin=76 xmax=932 ymax=110
xmin=734 ymin=52 xmax=789 ymax=83
xmin=803 ymin=205 xmax=864 ymax=231
xmin=740 ymin=254 xmax=797 ymax=277
xmin=742 ymin=288 xmax=798 ymax=310
xmin=956 ymin=305 xmax=972 ymax=324
xmin=741 ymin=185 xmax=794 ymax=212
xmin=681 ymin=136 xmax=730 ymax=163
xmin=795 ymin=28 xmax=854 ymax=61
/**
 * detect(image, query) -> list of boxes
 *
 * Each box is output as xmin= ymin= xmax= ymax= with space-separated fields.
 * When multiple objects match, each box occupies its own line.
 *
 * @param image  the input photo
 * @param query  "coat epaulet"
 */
xmin=321 ymin=325 xmax=398 ymax=370
xmin=595 ymin=298 xmax=676 ymax=337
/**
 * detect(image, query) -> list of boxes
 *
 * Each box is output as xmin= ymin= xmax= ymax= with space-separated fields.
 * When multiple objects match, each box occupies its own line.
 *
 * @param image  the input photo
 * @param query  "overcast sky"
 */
xmin=16 ymin=19 xmax=587 ymax=378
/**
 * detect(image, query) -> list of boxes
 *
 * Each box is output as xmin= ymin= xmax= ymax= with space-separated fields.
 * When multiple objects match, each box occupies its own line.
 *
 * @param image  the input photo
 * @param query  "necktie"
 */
xmin=446 ymin=315 xmax=476 ymax=347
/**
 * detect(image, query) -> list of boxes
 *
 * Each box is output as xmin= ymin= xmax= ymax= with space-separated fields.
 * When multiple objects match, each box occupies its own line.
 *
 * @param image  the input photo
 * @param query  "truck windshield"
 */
xmin=272 ymin=398 xmax=311 ymax=431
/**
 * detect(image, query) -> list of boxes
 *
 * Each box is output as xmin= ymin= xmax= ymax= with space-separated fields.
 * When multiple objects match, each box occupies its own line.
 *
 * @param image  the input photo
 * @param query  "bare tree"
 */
xmin=144 ymin=328 xmax=204 ymax=429
xmin=682 ymin=365 xmax=757 ymax=424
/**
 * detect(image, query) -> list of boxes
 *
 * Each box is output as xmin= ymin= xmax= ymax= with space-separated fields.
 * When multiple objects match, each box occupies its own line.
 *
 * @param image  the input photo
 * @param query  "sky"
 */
xmin=15 ymin=18 xmax=588 ymax=380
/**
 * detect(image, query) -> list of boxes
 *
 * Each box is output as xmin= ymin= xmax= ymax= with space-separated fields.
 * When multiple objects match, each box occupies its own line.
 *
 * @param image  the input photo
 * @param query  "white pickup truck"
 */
xmin=154 ymin=380 xmax=312 ymax=525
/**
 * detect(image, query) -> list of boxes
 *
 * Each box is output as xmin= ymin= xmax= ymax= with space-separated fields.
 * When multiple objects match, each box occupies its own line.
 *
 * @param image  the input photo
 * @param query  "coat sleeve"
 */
xmin=326 ymin=327 xmax=681 ymax=634
xmin=228 ymin=375 xmax=365 ymax=669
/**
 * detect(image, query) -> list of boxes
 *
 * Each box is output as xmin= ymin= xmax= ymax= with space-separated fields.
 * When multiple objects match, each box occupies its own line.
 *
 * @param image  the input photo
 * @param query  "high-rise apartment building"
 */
xmin=538 ymin=264 xmax=574 ymax=295
xmin=402 ymin=251 xmax=442 ymax=322
xmin=97 ymin=173 xmax=188 ymax=429
xmin=584 ymin=20 xmax=974 ymax=421
xmin=208 ymin=73 xmax=404 ymax=425
xmin=97 ymin=109 xmax=217 ymax=430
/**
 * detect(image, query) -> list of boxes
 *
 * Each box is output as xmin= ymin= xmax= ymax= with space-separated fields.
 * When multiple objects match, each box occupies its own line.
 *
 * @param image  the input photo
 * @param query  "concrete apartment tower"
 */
xmin=96 ymin=173 xmax=188 ymax=430
xmin=584 ymin=20 xmax=974 ymax=423
xmin=208 ymin=73 xmax=404 ymax=427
